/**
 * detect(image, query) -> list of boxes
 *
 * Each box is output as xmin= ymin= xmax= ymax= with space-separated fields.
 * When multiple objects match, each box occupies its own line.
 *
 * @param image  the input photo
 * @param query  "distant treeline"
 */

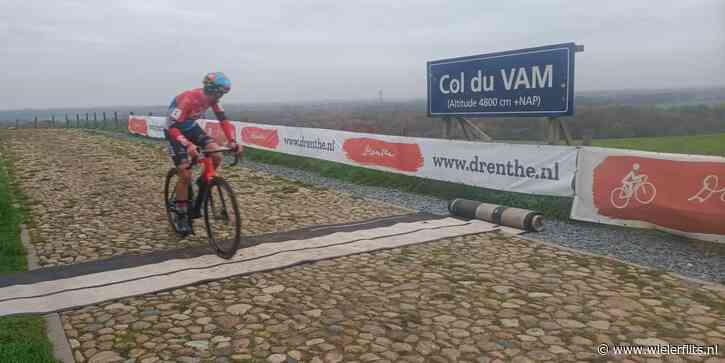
xmin=479 ymin=103 xmax=725 ymax=140
xmin=3 ymin=88 xmax=724 ymax=141
xmin=226 ymin=101 xmax=725 ymax=141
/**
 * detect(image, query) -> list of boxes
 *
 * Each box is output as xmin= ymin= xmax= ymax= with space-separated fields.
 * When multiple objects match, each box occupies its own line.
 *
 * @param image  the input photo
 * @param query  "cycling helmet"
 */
xmin=203 ymin=72 xmax=231 ymax=97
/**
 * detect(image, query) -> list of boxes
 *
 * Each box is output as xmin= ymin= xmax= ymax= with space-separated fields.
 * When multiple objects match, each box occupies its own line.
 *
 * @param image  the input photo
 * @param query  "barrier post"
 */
xmin=583 ymin=132 xmax=592 ymax=146
xmin=559 ymin=118 xmax=573 ymax=145
xmin=546 ymin=117 xmax=572 ymax=146
xmin=442 ymin=117 xmax=452 ymax=139
xmin=457 ymin=118 xmax=471 ymax=140
xmin=546 ymin=118 xmax=556 ymax=144
xmin=456 ymin=117 xmax=492 ymax=142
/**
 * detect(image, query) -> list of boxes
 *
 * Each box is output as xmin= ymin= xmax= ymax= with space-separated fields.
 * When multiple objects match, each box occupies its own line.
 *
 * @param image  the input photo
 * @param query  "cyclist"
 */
xmin=164 ymin=72 xmax=242 ymax=236
xmin=620 ymin=163 xmax=645 ymax=195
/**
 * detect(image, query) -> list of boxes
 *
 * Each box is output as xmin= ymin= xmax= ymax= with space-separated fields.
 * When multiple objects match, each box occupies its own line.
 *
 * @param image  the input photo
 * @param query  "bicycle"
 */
xmin=164 ymin=147 xmax=243 ymax=259
xmin=610 ymin=175 xmax=657 ymax=209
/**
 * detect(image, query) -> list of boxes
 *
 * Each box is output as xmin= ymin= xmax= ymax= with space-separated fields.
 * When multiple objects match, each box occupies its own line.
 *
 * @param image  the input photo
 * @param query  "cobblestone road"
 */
xmin=1 ymin=129 xmax=723 ymax=363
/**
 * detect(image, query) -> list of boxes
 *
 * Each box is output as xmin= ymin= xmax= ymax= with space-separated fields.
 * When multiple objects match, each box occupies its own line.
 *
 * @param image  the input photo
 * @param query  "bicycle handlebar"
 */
xmin=186 ymin=147 xmax=240 ymax=168
xmin=198 ymin=147 xmax=233 ymax=154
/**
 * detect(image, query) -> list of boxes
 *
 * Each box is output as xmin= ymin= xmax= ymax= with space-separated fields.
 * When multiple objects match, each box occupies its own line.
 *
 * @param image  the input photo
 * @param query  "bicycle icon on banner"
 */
xmin=610 ymin=163 xmax=657 ymax=209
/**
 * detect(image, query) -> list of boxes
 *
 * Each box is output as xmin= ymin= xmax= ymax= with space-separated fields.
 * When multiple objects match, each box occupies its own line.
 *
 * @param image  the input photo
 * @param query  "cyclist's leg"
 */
xmin=188 ymin=124 xmax=223 ymax=169
xmin=165 ymin=127 xmax=193 ymax=213
xmin=621 ymin=182 xmax=633 ymax=196
xmin=208 ymin=142 xmax=224 ymax=169
xmin=180 ymin=124 xmax=218 ymax=219
xmin=175 ymin=163 xmax=192 ymax=207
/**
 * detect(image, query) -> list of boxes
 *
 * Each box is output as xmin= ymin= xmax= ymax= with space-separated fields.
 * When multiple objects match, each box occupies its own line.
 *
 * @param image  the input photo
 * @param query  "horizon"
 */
xmin=2 ymin=85 xmax=725 ymax=113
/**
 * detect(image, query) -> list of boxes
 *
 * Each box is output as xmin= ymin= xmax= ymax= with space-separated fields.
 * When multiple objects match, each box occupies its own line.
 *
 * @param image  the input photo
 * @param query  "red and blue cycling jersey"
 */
xmin=166 ymin=88 xmax=235 ymax=146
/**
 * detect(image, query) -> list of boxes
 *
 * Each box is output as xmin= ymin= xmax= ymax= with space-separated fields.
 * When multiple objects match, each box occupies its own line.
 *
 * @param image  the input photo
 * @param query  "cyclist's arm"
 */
xmin=621 ymin=171 xmax=635 ymax=185
xmin=211 ymin=103 xmax=236 ymax=143
xmin=168 ymin=127 xmax=193 ymax=147
xmin=168 ymin=100 xmax=194 ymax=147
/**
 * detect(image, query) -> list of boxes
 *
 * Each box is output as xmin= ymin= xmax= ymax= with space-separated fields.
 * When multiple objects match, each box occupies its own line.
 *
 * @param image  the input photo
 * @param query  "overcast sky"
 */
xmin=1 ymin=0 xmax=724 ymax=110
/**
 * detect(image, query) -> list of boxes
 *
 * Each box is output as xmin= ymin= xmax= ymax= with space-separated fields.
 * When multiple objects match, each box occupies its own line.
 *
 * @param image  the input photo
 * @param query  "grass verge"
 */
xmin=593 ymin=133 xmax=725 ymax=157
xmin=0 ymin=143 xmax=60 ymax=363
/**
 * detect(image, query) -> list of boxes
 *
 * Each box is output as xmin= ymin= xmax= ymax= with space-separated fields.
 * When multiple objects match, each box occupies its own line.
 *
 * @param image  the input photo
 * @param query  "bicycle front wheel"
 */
xmin=203 ymin=177 xmax=242 ymax=258
xmin=636 ymin=182 xmax=657 ymax=204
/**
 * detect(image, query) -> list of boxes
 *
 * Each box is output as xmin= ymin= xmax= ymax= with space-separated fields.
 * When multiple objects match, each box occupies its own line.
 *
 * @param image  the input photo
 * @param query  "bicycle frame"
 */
xmin=185 ymin=148 xmax=239 ymax=217
xmin=621 ymin=175 xmax=648 ymax=197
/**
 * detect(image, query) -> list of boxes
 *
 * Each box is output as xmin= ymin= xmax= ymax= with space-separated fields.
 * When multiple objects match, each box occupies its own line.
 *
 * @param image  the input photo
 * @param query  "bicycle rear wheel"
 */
xmin=204 ymin=177 xmax=242 ymax=258
xmin=164 ymin=168 xmax=193 ymax=235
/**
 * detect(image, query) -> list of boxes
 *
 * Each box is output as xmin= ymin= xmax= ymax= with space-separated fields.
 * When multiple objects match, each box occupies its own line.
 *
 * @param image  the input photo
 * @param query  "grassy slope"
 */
xmin=0 ymin=142 xmax=60 ymax=363
xmin=593 ymin=133 xmax=725 ymax=157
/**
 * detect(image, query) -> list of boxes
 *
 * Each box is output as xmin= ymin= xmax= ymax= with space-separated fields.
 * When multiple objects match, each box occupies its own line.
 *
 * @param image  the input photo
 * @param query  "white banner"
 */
xmin=572 ymin=147 xmax=725 ymax=243
xmin=129 ymin=116 xmax=577 ymax=197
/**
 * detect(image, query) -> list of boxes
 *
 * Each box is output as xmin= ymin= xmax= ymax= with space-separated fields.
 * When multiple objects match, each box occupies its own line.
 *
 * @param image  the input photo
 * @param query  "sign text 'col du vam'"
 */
xmin=427 ymin=43 xmax=579 ymax=117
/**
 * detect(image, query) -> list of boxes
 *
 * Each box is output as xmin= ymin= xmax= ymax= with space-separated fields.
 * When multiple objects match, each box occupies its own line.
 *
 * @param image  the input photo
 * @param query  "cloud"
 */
xmin=0 ymin=0 xmax=723 ymax=109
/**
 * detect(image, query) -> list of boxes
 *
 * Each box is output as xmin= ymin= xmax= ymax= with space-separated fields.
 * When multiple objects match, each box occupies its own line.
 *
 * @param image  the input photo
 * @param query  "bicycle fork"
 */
xmin=191 ymin=180 xmax=209 ymax=220
xmin=189 ymin=157 xmax=215 ymax=222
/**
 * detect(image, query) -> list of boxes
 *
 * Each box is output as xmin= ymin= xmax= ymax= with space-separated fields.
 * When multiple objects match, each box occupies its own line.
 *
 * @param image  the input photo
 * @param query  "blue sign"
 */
xmin=427 ymin=43 xmax=577 ymax=117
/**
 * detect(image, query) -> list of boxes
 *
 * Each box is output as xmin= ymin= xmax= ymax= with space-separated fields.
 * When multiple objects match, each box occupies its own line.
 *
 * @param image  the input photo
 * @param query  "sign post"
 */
xmin=427 ymin=43 xmax=581 ymax=144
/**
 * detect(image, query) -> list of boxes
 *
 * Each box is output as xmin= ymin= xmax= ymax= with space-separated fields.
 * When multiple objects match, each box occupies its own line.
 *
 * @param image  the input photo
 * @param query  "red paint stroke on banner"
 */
xmin=128 ymin=117 xmax=148 ymax=136
xmin=593 ymin=155 xmax=725 ymax=234
xmin=343 ymin=138 xmax=423 ymax=172
xmin=241 ymin=127 xmax=279 ymax=149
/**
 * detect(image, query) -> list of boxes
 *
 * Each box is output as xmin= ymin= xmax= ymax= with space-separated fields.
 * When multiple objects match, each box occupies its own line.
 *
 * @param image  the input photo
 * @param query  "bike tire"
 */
xmin=636 ymin=182 xmax=657 ymax=204
xmin=610 ymin=187 xmax=629 ymax=209
xmin=164 ymin=168 xmax=193 ymax=235
xmin=204 ymin=177 xmax=242 ymax=259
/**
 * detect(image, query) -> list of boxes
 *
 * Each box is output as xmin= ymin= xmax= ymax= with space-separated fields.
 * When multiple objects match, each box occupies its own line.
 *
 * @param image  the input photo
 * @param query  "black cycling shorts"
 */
xmin=165 ymin=123 xmax=214 ymax=166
